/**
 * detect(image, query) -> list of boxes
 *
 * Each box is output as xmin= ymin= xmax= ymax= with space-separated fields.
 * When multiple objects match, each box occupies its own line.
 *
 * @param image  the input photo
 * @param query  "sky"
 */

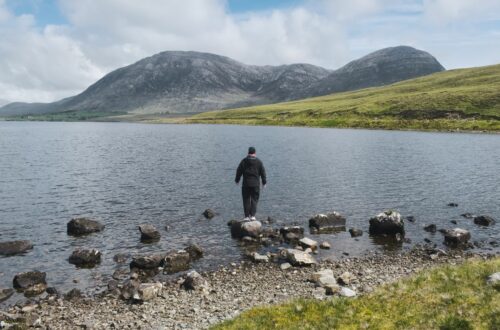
xmin=1 ymin=0 xmax=500 ymax=104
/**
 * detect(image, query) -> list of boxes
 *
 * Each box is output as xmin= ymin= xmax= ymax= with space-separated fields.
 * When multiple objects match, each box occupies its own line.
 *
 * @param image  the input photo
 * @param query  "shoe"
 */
xmin=250 ymin=216 xmax=256 ymax=221
xmin=243 ymin=217 xmax=250 ymax=221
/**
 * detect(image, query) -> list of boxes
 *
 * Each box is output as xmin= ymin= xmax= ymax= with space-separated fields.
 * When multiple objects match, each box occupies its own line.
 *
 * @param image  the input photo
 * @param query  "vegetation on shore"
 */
xmin=2 ymin=110 xmax=126 ymax=122
xmin=188 ymin=64 xmax=500 ymax=132
xmin=213 ymin=257 xmax=500 ymax=329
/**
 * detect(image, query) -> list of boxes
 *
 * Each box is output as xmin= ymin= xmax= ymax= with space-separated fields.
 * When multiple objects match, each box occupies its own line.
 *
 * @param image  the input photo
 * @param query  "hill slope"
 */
xmin=0 ymin=46 xmax=443 ymax=117
xmin=188 ymin=64 xmax=500 ymax=131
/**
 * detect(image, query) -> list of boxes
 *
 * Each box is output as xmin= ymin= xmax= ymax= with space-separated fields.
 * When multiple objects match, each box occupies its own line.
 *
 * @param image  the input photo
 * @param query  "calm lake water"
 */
xmin=0 ymin=121 xmax=499 ymax=303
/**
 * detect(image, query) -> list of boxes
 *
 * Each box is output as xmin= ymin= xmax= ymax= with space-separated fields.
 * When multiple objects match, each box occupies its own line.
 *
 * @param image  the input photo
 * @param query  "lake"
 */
xmin=0 ymin=121 xmax=499 ymax=303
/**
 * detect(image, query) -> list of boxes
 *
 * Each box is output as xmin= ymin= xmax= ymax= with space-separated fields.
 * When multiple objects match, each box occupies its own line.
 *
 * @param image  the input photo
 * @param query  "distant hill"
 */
xmin=188 ymin=64 xmax=500 ymax=131
xmin=0 ymin=46 xmax=444 ymax=117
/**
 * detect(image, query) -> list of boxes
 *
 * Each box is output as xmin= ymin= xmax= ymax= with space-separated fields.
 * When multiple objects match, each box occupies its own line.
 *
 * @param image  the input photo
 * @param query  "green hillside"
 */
xmin=188 ymin=64 xmax=500 ymax=131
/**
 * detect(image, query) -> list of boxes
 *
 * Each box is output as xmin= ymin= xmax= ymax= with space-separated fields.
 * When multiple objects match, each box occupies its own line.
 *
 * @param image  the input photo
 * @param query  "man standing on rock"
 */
xmin=235 ymin=147 xmax=267 ymax=221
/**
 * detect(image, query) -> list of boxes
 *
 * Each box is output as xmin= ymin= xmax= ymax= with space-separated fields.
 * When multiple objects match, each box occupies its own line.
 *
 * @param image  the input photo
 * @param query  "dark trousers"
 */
xmin=242 ymin=186 xmax=260 ymax=217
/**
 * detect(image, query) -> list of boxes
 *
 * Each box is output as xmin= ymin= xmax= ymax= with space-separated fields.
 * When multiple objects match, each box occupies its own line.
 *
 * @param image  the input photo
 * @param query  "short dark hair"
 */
xmin=248 ymin=147 xmax=256 ymax=154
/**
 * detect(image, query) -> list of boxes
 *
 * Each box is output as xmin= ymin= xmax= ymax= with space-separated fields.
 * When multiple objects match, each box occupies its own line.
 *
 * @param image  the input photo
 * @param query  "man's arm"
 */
xmin=260 ymin=161 xmax=267 ymax=186
xmin=235 ymin=160 xmax=244 ymax=184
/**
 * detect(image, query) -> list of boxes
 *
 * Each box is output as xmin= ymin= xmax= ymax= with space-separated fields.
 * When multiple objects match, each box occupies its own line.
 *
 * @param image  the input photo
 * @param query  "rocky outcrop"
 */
xmin=68 ymin=249 xmax=102 ymax=267
xmin=443 ymin=228 xmax=471 ymax=245
xmin=67 ymin=218 xmax=104 ymax=236
xmin=473 ymin=215 xmax=495 ymax=226
xmin=0 ymin=240 xmax=33 ymax=256
xmin=369 ymin=211 xmax=404 ymax=235
xmin=230 ymin=220 xmax=262 ymax=239
xmin=13 ymin=271 xmax=47 ymax=295
xmin=138 ymin=224 xmax=161 ymax=241
xmin=309 ymin=212 xmax=346 ymax=233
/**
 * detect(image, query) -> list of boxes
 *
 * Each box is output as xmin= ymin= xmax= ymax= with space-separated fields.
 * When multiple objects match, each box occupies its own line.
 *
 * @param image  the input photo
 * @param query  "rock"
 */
xmin=311 ymin=269 xmax=334 ymax=283
xmin=349 ymin=228 xmax=363 ymax=237
xmin=405 ymin=216 xmax=416 ymax=222
xmin=447 ymin=203 xmax=458 ymax=207
xmin=0 ymin=288 xmax=14 ymax=303
xmin=138 ymin=224 xmax=161 ymax=241
xmin=64 ymin=288 xmax=83 ymax=301
xmin=369 ymin=210 xmax=404 ymax=235
xmin=444 ymin=228 xmax=471 ymax=245
xmin=67 ymin=218 xmax=104 ymax=236
xmin=21 ymin=304 xmax=37 ymax=313
xmin=230 ymin=220 xmax=262 ymax=239
xmin=320 ymin=242 xmax=331 ymax=249
xmin=423 ymin=224 xmax=437 ymax=233
xmin=113 ymin=253 xmax=129 ymax=264
xmin=450 ymin=220 xmax=457 ymax=224
xmin=461 ymin=213 xmax=475 ymax=219
xmin=283 ymin=249 xmax=317 ymax=266
xmin=249 ymin=252 xmax=269 ymax=263
xmin=68 ymin=249 xmax=102 ymax=267
xmin=163 ymin=250 xmax=191 ymax=274
xmin=182 ymin=271 xmax=210 ymax=294
xmin=130 ymin=254 xmax=164 ymax=269
xmin=280 ymin=226 xmax=305 ymax=242
xmin=325 ymin=284 xmax=341 ymax=295
xmin=227 ymin=219 xmax=238 ymax=227
xmin=0 ymin=240 xmax=33 ymax=256
xmin=339 ymin=287 xmax=357 ymax=297
xmin=185 ymin=244 xmax=204 ymax=261
xmin=280 ymin=263 xmax=292 ymax=270
xmin=486 ymin=272 xmax=500 ymax=286
xmin=473 ymin=215 xmax=495 ymax=226
xmin=120 ymin=279 xmax=141 ymax=300
xmin=135 ymin=283 xmax=162 ymax=301
xmin=13 ymin=271 xmax=47 ymax=292
xmin=202 ymin=209 xmax=216 ymax=219
xmin=309 ymin=212 xmax=346 ymax=232
xmin=337 ymin=272 xmax=355 ymax=285
xmin=298 ymin=237 xmax=318 ymax=251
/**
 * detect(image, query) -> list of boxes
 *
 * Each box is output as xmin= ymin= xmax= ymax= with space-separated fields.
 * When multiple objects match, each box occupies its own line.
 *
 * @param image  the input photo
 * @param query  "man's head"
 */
xmin=248 ymin=146 xmax=256 ymax=155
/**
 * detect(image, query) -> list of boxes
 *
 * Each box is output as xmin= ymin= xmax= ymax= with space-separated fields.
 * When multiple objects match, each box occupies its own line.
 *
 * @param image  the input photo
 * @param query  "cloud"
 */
xmin=0 ymin=0 xmax=499 ymax=103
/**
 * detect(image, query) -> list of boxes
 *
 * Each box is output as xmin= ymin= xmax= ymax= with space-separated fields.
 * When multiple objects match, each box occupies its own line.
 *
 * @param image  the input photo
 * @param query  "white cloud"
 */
xmin=0 ymin=0 xmax=499 ymax=103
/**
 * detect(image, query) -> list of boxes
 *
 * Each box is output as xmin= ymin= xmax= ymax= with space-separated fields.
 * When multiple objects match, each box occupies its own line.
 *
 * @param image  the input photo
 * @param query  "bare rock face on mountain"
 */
xmin=0 ymin=46 xmax=444 ymax=116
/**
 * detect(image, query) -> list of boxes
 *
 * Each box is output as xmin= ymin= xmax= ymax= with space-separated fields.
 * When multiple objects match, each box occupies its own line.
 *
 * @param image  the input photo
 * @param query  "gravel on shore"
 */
xmin=1 ymin=248 xmax=497 ymax=330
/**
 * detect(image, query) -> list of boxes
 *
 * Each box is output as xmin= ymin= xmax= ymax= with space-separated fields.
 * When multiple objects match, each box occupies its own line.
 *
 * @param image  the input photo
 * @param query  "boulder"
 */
xmin=444 ymin=228 xmax=471 ymax=245
xmin=182 ymin=271 xmax=210 ymax=294
xmin=473 ymin=215 xmax=495 ymax=226
xmin=249 ymin=252 xmax=269 ymax=263
xmin=423 ymin=224 xmax=437 ymax=233
xmin=67 ymin=218 xmax=104 ymax=236
xmin=13 ymin=271 xmax=47 ymax=292
xmin=0 ymin=240 xmax=33 ymax=256
xmin=0 ymin=288 xmax=14 ymax=303
xmin=298 ymin=237 xmax=318 ymax=251
xmin=202 ymin=209 xmax=216 ymax=219
xmin=348 ymin=228 xmax=363 ymax=237
xmin=134 ymin=283 xmax=162 ymax=301
xmin=280 ymin=226 xmax=305 ymax=242
xmin=280 ymin=263 xmax=292 ymax=270
xmin=283 ymin=249 xmax=316 ymax=267
xmin=320 ymin=242 xmax=331 ymax=249
xmin=486 ymin=272 xmax=500 ymax=286
xmin=230 ymin=220 xmax=262 ymax=239
xmin=68 ymin=249 xmax=101 ymax=267
xmin=311 ymin=269 xmax=334 ymax=283
xmin=185 ymin=244 xmax=204 ymax=261
xmin=309 ymin=212 xmax=346 ymax=232
xmin=130 ymin=254 xmax=164 ymax=269
xmin=138 ymin=224 xmax=161 ymax=241
xmin=339 ymin=287 xmax=357 ymax=297
xmin=369 ymin=210 xmax=404 ymax=235
xmin=163 ymin=250 xmax=191 ymax=274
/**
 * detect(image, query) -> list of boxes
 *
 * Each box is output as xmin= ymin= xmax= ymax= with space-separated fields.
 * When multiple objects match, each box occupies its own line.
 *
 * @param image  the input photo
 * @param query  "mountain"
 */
xmin=0 ymin=46 xmax=444 ymax=116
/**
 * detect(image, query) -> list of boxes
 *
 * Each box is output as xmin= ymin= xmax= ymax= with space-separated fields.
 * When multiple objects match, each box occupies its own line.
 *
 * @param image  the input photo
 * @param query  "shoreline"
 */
xmin=1 ymin=247 xmax=497 ymax=329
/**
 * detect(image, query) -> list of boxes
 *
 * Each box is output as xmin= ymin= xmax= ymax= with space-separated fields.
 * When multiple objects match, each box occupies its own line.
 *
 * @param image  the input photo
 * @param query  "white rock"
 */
xmin=285 ymin=249 xmax=317 ymax=266
xmin=250 ymin=252 xmax=269 ymax=263
xmin=136 ymin=282 xmax=162 ymax=301
xmin=320 ymin=242 xmax=331 ymax=249
xmin=339 ymin=287 xmax=356 ymax=297
xmin=487 ymin=272 xmax=500 ymax=285
xmin=311 ymin=269 xmax=334 ymax=282
xmin=280 ymin=263 xmax=292 ymax=270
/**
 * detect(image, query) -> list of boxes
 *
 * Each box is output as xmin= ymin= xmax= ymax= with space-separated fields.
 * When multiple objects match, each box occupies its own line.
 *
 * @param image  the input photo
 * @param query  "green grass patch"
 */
xmin=189 ymin=64 xmax=500 ymax=132
xmin=5 ymin=110 xmax=126 ymax=122
xmin=212 ymin=257 xmax=500 ymax=330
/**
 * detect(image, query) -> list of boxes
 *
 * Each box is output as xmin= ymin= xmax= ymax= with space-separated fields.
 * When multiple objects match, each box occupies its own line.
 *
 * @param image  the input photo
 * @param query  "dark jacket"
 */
xmin=235 ymin=156 xmax=267 ymax=187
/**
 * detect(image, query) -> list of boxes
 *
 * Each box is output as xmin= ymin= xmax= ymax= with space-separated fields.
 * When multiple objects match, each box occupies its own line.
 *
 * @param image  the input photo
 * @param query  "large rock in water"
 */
xmin=369 ymin=211 xmax=404 ymax=235
xmin=185 ymin=244 xmax=204 ymax=261
xmin=67 ymin=218 xmax=104 ymax=236
xmin=13 ymin=271 xmax=47 ymax=295
xmin=163 ymin=250 xmax=191 ymax=274
xmin=0 ymin=240 xmax=33 ymax=256
xmin=282 ymin=249 xmax=317 ymax=266
xmin=279 ymin=226 xmax=305 ymax=242
xmin=444 ymin=228 xmax=471 ymax=245
xmin=309 ymin=212 xmax=346 ymax=233
xmin=68 ymin=249 xmax=102 ymax=267
xmin=130 ymin=254 xmax=164 ymax=270
xmin=138 ymin=224 xmax=161 ymax=241
xmin=473 ymin=215 xmax=495 ymax=226
xmin=230 ymin=220 xmax=262 ymax=239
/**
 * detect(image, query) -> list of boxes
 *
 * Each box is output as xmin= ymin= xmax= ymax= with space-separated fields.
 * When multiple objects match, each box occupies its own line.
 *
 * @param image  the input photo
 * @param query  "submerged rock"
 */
xmin=473 ymin=215 xmax=495 ymax=226
xmin=423 ymin=224 xmax=437 ymax=233
xmin=0 ymin=240 xmax=33 ymax=256
xmin=67 ymin=218 xmax=104 ymax=236
xmin=309 ymin=212 xmax=346 ymax=233
xmin=369 ymin=210 xmax=404 ymax=235
xmin=202 ymin=209 xmax=216 ymax=219
xmin=447 ymin=203 xmax=458 ymax=207
xmin=230 ymin=220 xmax=262 ymax=239
xmin=69 ymin=249 xmax=102 ymax=267
xmin=138 ymin=224 xmax=161 ymax=241
xmin=444 ymin=228 xmax=471 ymax=246
xmin=13 ymin=271 xmax=47 ymax=295
xmin=349 ymin=228 xmax=363 ymax=237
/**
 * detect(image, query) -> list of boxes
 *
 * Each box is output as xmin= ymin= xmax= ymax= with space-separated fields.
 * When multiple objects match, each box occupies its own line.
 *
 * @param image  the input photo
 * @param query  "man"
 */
xmin=235 ymin=147 xmax=267 ymax=221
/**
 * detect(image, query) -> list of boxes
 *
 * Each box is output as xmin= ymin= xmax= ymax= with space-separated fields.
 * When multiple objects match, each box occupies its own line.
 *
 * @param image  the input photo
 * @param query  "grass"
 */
xmin=212 ymin=257 xmax=500 ymax=330
xmin=3 ymin=110 xmax=126 ymax=122
xmin=188 ymin=64 xmax=500 ymax=132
